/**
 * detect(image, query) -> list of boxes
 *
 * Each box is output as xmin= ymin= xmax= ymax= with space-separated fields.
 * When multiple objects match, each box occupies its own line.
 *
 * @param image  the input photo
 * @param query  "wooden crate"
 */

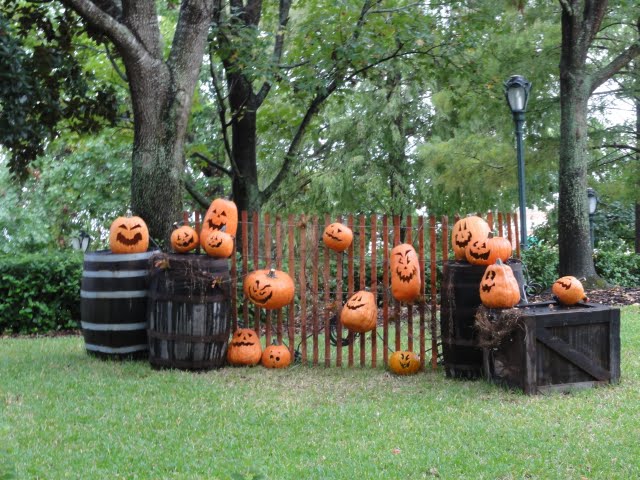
xmin=483 ymin=302 xmax=620 ymax=394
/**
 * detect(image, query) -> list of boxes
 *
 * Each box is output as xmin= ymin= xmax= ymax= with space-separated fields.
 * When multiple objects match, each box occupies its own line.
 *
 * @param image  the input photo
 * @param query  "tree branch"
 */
xmin=590 ymin=39 xmax=640 ymax=93
xmin=183 ymin=176 xmax=212 ymax=210
xmin=191 ymin=152 xmax=233 ymax=177
xmin=103 ymin=42 xmax=127 ymax=82
xmin=596 ymin=143 xmax=640 ymax=153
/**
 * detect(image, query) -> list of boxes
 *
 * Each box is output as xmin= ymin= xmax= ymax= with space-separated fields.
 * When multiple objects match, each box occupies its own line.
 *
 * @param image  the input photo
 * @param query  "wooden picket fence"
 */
xmin=186 ymin=210 xmax=521 ymax=370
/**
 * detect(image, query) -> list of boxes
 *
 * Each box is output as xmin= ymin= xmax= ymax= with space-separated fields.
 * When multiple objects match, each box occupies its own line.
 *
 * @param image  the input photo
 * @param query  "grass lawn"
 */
xmin=2 ymin=306 xmax=639 ymax=479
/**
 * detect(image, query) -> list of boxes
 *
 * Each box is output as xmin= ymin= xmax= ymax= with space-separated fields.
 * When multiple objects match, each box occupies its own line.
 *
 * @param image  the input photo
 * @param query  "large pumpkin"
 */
xmin=227 ymin=328 xmax=262 ymax=366
xmin=390 ymin=243 xmax=421 ymax=302
xmin=243 ymin=268 xmax=295 ymax=310
xmin=109 ymin=216 xmax=149 ymax=254
xmin=451 ymin=216 xmax=491 ymax=261
xmin=322 ymin=222 xmax=353 ymax=252
xmin=170 ymin=225 xmax=199 ymax=253
xmin=388 ymin=350 xmax=421 ymax=375
xmin=552 ymin=276 xmax=587 ymax=305
xmin=261 ymin=344 xmax=292 ymax=369
xmin=200 ymin=198 xmax=238 ymax=250
xmin=479 ymin=259 xmax=521 ymax=309
xmin=465 ymin=233 xmax=512 ymax=266
xmin=203 ymin=229 xmax=235 ymax=258
xmin=340 ymin=290 xmax=377 ymax=333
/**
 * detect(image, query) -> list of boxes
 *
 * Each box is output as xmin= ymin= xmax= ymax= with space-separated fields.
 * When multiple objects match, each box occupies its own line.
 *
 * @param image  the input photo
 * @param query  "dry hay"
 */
xmin=474 ymin=305 xmax=525 ymax=349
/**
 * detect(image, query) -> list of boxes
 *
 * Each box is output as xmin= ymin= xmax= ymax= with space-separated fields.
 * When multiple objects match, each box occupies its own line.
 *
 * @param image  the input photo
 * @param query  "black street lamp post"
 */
xmin=504 ymin=75 xmax=532 ymax=250
xmin=587 ymin=187 xmax=598 ymax=249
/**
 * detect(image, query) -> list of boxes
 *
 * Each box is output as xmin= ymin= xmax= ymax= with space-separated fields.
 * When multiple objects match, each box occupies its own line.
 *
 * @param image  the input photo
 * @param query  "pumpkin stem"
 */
xmin=488 ymin=232 xmax=494 ymax=239
xmin=267 ymin=268 xmax=277 ymax=278
xmin=495 ymin=258 xmax=503 ymax=266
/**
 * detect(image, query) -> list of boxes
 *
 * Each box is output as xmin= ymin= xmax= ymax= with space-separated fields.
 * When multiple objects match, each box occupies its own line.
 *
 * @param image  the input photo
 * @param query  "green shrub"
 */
xmin=0 ymin=251 xmax=82 ymax=334
xmin=594 ymin=240 xmax=640 ymax=287
xmin=520 ymin=241 xmax=559 ymax=291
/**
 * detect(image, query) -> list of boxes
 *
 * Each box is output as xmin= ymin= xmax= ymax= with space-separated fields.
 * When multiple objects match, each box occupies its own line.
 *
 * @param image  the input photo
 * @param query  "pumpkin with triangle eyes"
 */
xmin=390 ymin=243 xmax=421 ymax=302
xmin=340 ymin=290 xmax=377 ymax=333
xmin=479 ymin=259 xmax=521 ymax=308
xmin=465 ymin=233 xmax=512 ymax=266
xmin=227 ymin=328 xmax=262 ymax=366
xmin=451 ymin=215 xmax=491 ymax=261
xmin=388 ymin=350 xmax=421 ymax=375
xmin=261 ymin=344 xmax=292 ymax=369
xmin=200 ymin=198 xmax=238 ymax=250
xmin=203 ymin=229 xmax=235 ymax=258
xmin=552 ymin=276 xmax=588 ymax=305
xmin=243 ymin=268 xmax=295 ymax=310
xmin=109 ymin=216 xmax=149 ymax=254
xmin=170 ymin=225 xmax=199 ymax=253
xmin=323 ymin=222 xmax=353 ymax=252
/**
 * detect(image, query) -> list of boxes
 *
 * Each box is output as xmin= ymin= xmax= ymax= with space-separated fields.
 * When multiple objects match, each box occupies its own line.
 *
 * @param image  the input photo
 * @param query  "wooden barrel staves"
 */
xmin=147 ymin=253 xmax=231 ymax=371
xmin=81 ymin=251 xmax=156 ymax=359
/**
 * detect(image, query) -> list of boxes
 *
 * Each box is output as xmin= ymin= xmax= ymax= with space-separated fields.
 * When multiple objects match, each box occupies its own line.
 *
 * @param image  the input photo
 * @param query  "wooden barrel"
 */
xmin=147 ymin=254 xmax=231 ymax=371
xmin=80 ymin=250 xmax=156 ymax=359
xmin=440 ymin=259 xmax=527 ymax=379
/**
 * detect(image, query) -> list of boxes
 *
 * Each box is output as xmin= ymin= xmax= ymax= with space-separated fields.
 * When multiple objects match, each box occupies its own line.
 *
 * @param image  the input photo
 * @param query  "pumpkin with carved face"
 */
xmin=170 ymin=225 xmax=199 ymax=253
xmin=323 ymin=222 xmax=353 ymax=252
xmin=109 ymin=216 xmax=149 ymax=254
xmin=203 ymin=229 xmax=235 ymax=258
xmin=451 ymin=216 xmax=491 ymax=261
xmin=552 ymin=276 xmax=587 ymax=305
xmin=261 ymin=344 xmax=292 ymax=368
xmin=200 ymin=198 xmax=238 ymax=250
xmin=465 ymin=233 xmax=512 ymax=266
xmin=388 ymin=350 xmax=421 ymax=375
xmin=227 ymin=328 xmax=262 ymax=366
xmin=340 ymin=290 xmax=377 ymax=333
xmin=390 ymin=243 xmax=421 ymax=302
xmin=479 ymin=259 xmax=521 ymax=308
xmin=243 ymin=268 xmax=295 ymax=310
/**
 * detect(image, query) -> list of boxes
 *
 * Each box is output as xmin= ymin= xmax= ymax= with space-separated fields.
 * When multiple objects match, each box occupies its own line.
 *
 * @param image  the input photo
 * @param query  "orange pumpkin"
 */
xmin=243 ymin=268 xmax=295 ymax=310
xmin=340 ymin=290 xmax=377 ymax=333
xmin=203 ymin=229 xmax=235 ymax=258
xmin=227 ymin=328 xmax=262 ymax=366
xmin=479 ymin=259 xmax=521 ymax=309
xmin=465 ymin=233 xmax=513 ymax=266
xmin=109 ymin=216 xmax=149 ymax=254
xmin=261 ymin=344 xmax=292 ymax=369
xmin=322 ymin=222 xmax=353 ymax=252
xmin=390 ymin=243 xmax=421 ymax=302
xmin=451 ymin=216 xmax=491 ymax=261
xmin=200 ymin=198 xmax=238 ymax=250
xmin=170 ymin=225 xmax=199 ymax=253
xmin=388 ymin=350 xmax=421 ymax=375
xmin=552 ymin=276 xmax=587 ymax=305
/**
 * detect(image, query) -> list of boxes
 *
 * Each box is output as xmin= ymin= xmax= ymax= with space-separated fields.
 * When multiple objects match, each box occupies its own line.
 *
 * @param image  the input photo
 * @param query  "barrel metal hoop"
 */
xmin=147 ymin=330 xmax=229 ymax=343
xmin=147 ymin=292 xmax=226 ymax=303
xmin=85 ymin=343 xmax=148 ymax=354
xmin=81 ymin=290 xmax=147 ymax=299
xmin=81 ymin=321 xmax=147 ymax=331
xmin=149 ymin=357 xmax=223 ymax=370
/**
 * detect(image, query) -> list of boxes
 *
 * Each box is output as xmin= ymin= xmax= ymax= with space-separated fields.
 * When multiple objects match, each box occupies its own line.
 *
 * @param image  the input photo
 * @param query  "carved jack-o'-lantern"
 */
xmin=465 ymin=233 xmax=512 ymax=266
xmin=390 ymin=243 xmax=421 ymax=302
xmin=322 ymin=222 xmax=353 ymax=252
xmin=109 ymin=216 xmax=149 ymax=254
xmin=200 ymin=198 xmax=238 ymax=250
xmin=552 ymin=276 xmax=587 ymax=305
xmin=261 ymin=344 xmax=292 ymax=369
xmin=203 ymin=229 xmax=235 ymax=258
xmin=227 ymin=328 xmax=262 ymax=366
xmin=388 ymin=350 xmax=421 ymax=375
xmin=243 ymin=268 xmax=295 ymax=310
xmin=479 ymin=259 xmax=521 ymax=309
xmin=170 ymin=225 xmax=199 ymax=253
xmin=340 ymin=290 xmax=377 ymax=333
xmin=451 ymin=216 xmax=491 ymax=261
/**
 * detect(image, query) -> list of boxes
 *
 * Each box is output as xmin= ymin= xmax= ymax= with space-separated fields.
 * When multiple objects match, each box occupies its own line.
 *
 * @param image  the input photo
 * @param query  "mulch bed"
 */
xmin=530 ymin=286 xmax=640 ymax=307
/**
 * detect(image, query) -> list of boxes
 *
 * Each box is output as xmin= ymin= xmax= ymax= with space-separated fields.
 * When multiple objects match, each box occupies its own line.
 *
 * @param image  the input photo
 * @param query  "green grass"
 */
xmin=2 ymin=306 xmax=640 ymax=479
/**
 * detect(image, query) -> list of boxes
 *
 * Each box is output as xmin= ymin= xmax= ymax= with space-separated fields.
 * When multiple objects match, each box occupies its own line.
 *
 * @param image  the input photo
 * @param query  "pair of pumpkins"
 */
xmin=226 ymin=329 xmax=292 ymax=368
xmin=452 ymin=216 xmax=512 ymax=266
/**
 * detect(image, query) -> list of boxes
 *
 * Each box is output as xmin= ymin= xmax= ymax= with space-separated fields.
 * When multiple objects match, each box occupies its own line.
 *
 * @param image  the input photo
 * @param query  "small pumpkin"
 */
xmin=388 ymin=350 xmax=421 ymax=375
xmin=227 ymin=328 xmax=262 ymax=366
xmin=465 ymin=233 xmax=513 ymax=266
xmin=552 ymin=276 xmax=587 ymax=305
xmin=322 ymin=222 xmax=353 ymax=252
xmin=451 ymin=215 xmax=491 ymax=261
xmin=170 ymin=225 xmax=199 ymax=253
xmin=261 ymin=344 xmax=292 ymax=369
xmin=243 ymin=268 xmax=295 ymax=310
xmin=203 ymin=229 xmax=235 ymax=258
xmin=479 ymin=259 xmax=521 ymax=308
xmin=109 ymin=216 xmax=149 ymax=254
xmin=390 ymin=243 xmax=421 ymax=302
xmin=340 ymin=290 xmax=377 ymax=333
xmin=200 ymin=198 xmax=238 ymax=250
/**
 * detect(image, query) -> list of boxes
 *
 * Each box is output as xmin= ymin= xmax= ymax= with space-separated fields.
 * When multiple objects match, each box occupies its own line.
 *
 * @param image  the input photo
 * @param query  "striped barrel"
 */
xmin=80 ymin=250 xmax=156 ymax=359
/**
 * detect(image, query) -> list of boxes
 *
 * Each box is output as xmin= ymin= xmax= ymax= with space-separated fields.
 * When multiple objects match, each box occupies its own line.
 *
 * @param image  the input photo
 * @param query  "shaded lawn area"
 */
xmin=2 ymin=306 xmax=639 ymax=479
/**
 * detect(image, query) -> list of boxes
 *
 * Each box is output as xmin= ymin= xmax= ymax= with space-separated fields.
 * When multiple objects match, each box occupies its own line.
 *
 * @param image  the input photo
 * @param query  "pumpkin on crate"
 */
xmin=200 ymin=198 xmax=238 ymax=250
xmin=390 ymin=243 xmax=421 ymax=303
xmin=170 ymin=225 xmax=199 ymax=253
xmin=261 ymin=344 xmax=292 ymax=369
xmin=322 ymin=222 xmax=353 ymax=252
xmin=451 ymin=215 xmax=491 ymax=261
xmin=243 ymin=268 xmax=295 ymax=310
xmin=109 ymin=216 xmax=149 ymax=254
xmin=203 ymin=229 xmax=235 ymax=258
xmin=552 ymin=276 xmax=588 ymax=305
xmin=340 ymin=290 xmax=377 ymax=333
xmin=227 ymin=328 xmax=262 ymax=366
xmin=479 ymin=259 xmax=521 ymax=309
xmin=388 ymin=350 xmax=421 ymax=375
xmin=465 ymin=233 xmax=512 ymax=266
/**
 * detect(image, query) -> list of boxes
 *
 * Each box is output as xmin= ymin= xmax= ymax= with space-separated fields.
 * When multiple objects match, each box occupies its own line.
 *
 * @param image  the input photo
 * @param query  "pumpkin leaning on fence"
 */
xmin=261 ymin=344 xmax=292 ymax=368
xmin=200 ymin=198 xmax=238 ymax=250
xmin=451 ymin=215 xmax=491 ymax=261
xmin=227 ymin=328 xmax=262 ymax=366
xmin=340 ymin=290 xmax=377 ymax=333
xmin=390 ymin=243 xmax=421 ymax=302
xmin=388 ymin=350 xmax=421 ymax=375
xmin=465 ymin=233 xmax=512 ymax=266
xmin=552 ymin=276 xmax=588 ymax=305
xmin=203 ymin=229 xmax=234 ymax=258
xmin=243 ymin=268 xmax=295 ymax=310
xmin=479 ymin=259 xmax=521 ymax=309
xmin=170 ymin=225 xmax=199 ymax=253
xmin=109 ymin=216 xmax=149 ymax=254
xmin=322 ymin=222 xmax=353 ymax=252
